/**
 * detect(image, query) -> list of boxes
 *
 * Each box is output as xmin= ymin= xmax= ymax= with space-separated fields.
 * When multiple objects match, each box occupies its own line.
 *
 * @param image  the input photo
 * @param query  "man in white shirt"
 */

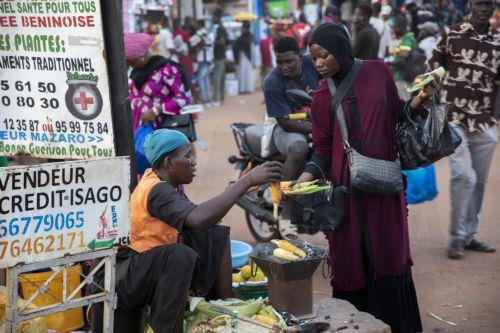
xmin=158 ymin=18 xmax=176 ymax=61
xmin=369 ymin=2 xmax=392 ymax=59
xmin=191 ymin=22 xmax=214 ymax=105
xmin=417 ymin=21 xmax=439 ymax=59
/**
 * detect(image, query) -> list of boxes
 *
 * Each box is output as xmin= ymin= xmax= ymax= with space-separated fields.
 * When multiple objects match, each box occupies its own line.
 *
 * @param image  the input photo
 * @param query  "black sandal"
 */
xmin=464 ymin=239 xmax=496 ymax=253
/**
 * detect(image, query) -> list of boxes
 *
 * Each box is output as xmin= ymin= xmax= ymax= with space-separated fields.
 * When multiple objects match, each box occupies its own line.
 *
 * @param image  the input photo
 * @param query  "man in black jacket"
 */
xmin=353 ymin=4 xmax=380 ymax=60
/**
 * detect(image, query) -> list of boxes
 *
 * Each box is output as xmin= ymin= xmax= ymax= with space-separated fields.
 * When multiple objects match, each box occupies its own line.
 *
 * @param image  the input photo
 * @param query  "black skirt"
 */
xmin=333 ymin=269 xmax=422 ymax=333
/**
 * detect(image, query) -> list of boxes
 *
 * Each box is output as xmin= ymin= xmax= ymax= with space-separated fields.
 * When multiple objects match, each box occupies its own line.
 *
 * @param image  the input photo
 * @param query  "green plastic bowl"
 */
xmin=232 ymin=284 xmax=269 ymax=300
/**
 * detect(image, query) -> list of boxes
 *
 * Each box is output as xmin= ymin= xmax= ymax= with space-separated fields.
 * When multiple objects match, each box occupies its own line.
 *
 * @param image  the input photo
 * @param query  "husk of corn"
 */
xmin=406 ymin=67 xmax=445 ymax=92
xmin=192 ymin=298 xmax=265 ymax=318
xmin=282 ymin=179 xmax=330 ymax=195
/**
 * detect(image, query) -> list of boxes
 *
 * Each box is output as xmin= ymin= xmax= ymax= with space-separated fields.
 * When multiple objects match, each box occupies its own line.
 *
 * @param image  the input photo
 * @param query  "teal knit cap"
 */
xmin=143 ymin=129 xmax=189 ymax=166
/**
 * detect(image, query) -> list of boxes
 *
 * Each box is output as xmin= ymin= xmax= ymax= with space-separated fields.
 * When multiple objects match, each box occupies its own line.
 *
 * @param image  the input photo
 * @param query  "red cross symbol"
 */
xmin=73 ymin=91 xmax=94 ymax=111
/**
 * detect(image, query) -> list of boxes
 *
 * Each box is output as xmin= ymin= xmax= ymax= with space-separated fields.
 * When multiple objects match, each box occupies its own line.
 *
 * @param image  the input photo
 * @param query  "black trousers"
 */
xmin=92 ymin=243 xmax=197 ymax=333
xmin=91 ymin=225 xmax=230 ymax=333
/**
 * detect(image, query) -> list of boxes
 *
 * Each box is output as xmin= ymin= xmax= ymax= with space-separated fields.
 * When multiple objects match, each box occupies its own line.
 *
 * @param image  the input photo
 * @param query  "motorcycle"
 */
xmin=228 ymin=89 xmax=316 ymax=241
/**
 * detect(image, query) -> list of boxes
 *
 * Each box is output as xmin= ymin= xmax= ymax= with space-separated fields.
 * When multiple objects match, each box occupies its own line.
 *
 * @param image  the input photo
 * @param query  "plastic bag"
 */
xmin=402 ymin=164 xmax=438 ymax=205
xmin=396 ymin=92 xmax=462 ymax=170
xmin=134 ymin=124 xmax=154 ymax=175
xmin=423 ymin=91 xmax=448 ymax=153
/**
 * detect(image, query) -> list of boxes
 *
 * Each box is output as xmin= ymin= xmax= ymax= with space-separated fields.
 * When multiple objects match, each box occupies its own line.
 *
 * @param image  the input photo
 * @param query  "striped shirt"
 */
xmin=389 ymin=32 xmax=415 ymax=82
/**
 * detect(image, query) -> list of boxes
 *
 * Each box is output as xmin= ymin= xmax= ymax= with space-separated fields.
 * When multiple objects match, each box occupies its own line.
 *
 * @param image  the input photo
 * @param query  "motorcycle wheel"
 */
xmin=245 ymin=212 xmax=280 ymax=242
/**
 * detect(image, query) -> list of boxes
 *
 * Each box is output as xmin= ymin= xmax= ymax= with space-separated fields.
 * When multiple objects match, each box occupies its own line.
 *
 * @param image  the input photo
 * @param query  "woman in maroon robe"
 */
xmin=299 ymin=23 xmax=438 ymax=333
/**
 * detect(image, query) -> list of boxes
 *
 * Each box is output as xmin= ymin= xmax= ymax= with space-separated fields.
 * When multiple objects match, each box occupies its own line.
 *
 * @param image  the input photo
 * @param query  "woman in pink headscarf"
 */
xmin=124 ymin=33 xmax=192 ymax=131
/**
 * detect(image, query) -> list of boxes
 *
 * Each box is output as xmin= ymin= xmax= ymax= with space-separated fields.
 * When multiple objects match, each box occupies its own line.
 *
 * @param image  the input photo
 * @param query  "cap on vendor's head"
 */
xmin=143 ymin=129 xmax=189 ymax=166
xmin=124 ymin=33 xmax=154 ymax=61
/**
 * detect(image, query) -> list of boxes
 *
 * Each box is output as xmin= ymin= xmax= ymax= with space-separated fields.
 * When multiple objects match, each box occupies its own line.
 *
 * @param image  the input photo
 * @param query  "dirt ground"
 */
xmin=186 ymin=89 xmax=500 ymax=333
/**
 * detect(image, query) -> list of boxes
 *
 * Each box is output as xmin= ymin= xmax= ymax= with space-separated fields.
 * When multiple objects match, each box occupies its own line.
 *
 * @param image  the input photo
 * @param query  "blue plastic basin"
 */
xmin=230 ymin=240 xmax=253 ymax=268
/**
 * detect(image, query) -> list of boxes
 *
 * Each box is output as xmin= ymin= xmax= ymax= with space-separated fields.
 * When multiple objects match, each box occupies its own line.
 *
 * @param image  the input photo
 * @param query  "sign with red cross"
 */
xmin=66 ymin=77 xmax=104 ymax=121
xmin=0 ymin=0 xmax=115 ymax=160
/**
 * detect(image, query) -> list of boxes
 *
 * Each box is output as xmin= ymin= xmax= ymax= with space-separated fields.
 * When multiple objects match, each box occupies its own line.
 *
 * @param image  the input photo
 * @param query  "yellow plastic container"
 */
xmin=19 ymin=265 xmax=84 ymax=333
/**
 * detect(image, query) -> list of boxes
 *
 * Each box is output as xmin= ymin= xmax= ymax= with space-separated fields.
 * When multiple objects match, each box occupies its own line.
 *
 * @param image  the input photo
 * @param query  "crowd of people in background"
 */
xmin=133 ymin=0 xmax=498 ymax=109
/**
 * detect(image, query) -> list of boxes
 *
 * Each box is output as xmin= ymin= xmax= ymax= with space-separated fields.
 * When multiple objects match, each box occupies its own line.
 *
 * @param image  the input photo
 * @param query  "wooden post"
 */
xmin=100 ymin=0 xmax=138 ymax=191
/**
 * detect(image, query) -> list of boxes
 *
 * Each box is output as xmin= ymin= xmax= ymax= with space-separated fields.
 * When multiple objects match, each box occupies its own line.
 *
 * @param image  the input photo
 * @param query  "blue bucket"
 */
xmin=230 ymin=240 xmax=253 ymax=268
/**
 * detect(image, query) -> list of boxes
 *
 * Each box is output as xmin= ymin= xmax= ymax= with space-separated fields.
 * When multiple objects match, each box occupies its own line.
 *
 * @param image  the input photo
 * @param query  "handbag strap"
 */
xmin=327 ymin=59 xmax=363 ymax=151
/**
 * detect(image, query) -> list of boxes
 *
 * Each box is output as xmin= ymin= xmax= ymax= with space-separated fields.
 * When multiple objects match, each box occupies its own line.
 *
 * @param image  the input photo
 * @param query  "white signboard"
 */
xmin=0 ymin=157 xmax=130 ymax=268
xmin=0 ymin=0 xmax=115 ymax=159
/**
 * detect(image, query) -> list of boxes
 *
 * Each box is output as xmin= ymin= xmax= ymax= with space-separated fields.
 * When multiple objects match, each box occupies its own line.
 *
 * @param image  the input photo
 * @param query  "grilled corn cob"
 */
xmin=271 ymin=239 xmax=306 ymax=258
xmin=273 ymin=248 xmax=300 ymax=261
xmin=270 ymin=182 xmax=281 ymax=220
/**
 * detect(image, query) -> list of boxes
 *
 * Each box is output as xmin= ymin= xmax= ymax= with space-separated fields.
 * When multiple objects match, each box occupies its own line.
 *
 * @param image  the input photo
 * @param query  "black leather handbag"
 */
xmin=290 ymin=184 xmax=348 ymax=230
xmin=160 ymin=114 xmax=197 ymax=142
xmin=396 ymin=95 xmax=462 ymax=170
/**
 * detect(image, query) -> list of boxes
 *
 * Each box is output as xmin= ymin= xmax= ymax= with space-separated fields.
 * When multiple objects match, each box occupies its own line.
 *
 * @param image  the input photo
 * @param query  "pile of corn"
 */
xmin=185 ymin=297 xmax=287 ymax=331
xmin=232 ymin=265 xmax=266 ymax=284
xmin=272 ymin=239 xmax=306 ymax=261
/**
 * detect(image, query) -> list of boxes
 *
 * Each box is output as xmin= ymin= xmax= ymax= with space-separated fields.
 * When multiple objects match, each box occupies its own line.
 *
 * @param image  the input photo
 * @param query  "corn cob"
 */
xmin=294 ymin=180 xmax=319 ymax=188
xmin=258 ymin=306 xmax=277 ymax=320
xmin=271 ymin=239 xmax=306 ymax=258
xmin=406 ymin=67 xmax=445 ymax=92
xmin=288 ymin=112 xmax=308 ymax=120
xmin=284 ymin=184 xmax=330 ymax=195
xmin=280 ymin=181 xmax=293 ymax=191
xmin=270 ymin=182 xmax=281 ymax=220
xmin=273 ymin=248 xmax=300 ymax=261
xmin=280 ymin=180 xmax=319 ymax=192
xmin=254 ymin=314 xmax=277 ymax=326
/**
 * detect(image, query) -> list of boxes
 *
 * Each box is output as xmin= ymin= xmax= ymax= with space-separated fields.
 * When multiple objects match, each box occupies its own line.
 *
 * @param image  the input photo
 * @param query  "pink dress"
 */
xmin=128 ymin=62 xmax=192 ymax=131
